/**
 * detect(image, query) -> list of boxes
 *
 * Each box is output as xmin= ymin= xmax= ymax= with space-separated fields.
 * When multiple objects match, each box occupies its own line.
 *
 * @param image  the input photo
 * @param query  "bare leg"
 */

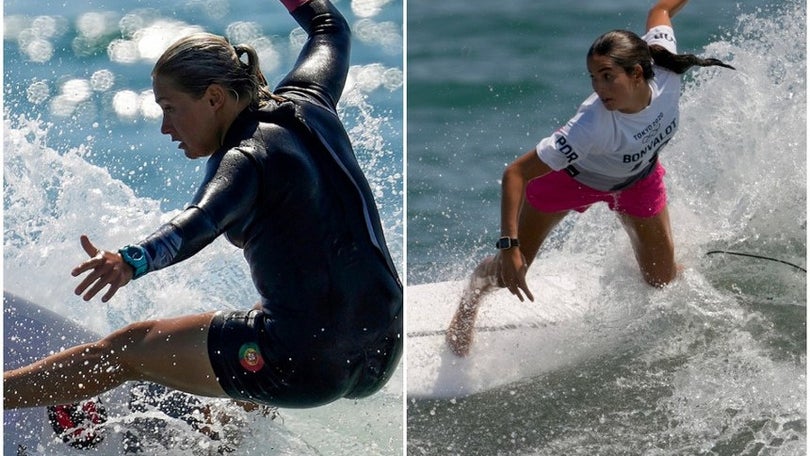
xmin=618 ymin=205 xmax=678 ymax=287
xmin=4 ymin=312 xmax=227 ymax=409
xmin=445 ymin=257 xmax=498 ymax=357
xmin=446 ymin=207 xmax=569 ymax=357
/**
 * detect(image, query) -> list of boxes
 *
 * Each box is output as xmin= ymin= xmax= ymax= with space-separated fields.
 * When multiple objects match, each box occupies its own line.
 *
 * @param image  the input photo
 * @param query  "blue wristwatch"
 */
xmin=119 ymin=245 xmax=148 ymax=279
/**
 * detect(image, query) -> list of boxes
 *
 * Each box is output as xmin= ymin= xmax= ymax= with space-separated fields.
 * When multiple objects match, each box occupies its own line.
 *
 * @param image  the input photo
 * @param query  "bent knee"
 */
xmin=100 ymin=321 xmax=158 ymax=370
xmin=104 ymin=320 xmax=155 ymax=346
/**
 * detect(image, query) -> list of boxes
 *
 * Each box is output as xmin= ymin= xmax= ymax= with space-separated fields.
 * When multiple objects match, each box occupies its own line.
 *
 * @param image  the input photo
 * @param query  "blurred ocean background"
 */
xmin=4 ymin=0 xmax=403 ymax=454
xmin=407 ymin=0 xmax=805 ymax=455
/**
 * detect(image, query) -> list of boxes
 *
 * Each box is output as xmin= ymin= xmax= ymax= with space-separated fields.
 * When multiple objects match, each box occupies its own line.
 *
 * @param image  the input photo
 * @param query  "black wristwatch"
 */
xmin=119 ymin=245 xmax=148 ymax=279
xmin=495 ymin=237 xmax=520 ymax=250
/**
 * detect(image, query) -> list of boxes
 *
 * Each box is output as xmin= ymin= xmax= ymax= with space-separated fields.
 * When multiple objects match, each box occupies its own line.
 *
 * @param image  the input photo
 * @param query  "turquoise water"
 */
xmin=4 ymin=0 xmax=402 ymax=454
xmin=407 ymin=0 xmax=805 ymax=455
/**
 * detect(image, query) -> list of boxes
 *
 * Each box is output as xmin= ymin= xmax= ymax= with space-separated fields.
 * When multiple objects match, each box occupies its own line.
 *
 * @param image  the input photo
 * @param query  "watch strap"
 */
xmin=119 ymin=245 xmax=148 ymax=279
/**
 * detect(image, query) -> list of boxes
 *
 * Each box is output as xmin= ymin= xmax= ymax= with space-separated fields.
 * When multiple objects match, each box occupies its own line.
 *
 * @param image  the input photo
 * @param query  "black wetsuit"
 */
xmin=135 ymin=0 xmax=402 ymax=407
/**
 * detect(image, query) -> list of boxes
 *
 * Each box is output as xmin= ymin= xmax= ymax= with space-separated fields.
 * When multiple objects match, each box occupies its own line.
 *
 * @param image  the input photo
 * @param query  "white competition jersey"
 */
xmin=536 ymin=26 xmax=680 ymax=191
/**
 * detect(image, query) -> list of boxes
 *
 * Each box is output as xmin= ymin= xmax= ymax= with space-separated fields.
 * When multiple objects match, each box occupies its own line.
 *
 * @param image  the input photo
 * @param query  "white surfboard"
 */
xmin=406 ymin=261 xmax=642 ymax=400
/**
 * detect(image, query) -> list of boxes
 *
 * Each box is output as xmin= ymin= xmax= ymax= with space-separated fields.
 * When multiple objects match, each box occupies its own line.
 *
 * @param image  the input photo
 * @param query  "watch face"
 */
xmin=127 ymin=247 xmax=144 ymax=260
xmin=496 ymin=237 xmax=518 ymax=249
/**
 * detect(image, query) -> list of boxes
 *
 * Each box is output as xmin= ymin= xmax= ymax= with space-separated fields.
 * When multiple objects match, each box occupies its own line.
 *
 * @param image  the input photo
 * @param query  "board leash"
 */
xmin=705 ymin=250 xmax=806 ymax=273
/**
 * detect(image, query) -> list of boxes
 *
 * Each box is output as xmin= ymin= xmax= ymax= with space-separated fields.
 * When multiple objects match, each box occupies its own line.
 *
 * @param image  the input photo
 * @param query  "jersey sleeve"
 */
xmin=137 ymin=149 xmax=261 ymax=273
xmin=535 ymin=97 xmax=603 ymax=171
xmin=643 ymin=25 xmax=677 ymax=53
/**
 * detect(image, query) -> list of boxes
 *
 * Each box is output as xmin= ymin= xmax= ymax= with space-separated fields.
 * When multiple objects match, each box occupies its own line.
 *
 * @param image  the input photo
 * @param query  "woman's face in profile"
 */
xmin=153 ymin=76 xmax=222 ymax=159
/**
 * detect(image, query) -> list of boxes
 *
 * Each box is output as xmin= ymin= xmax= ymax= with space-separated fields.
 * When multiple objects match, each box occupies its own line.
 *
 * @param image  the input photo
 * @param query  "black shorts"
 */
xmin=207 ymin=309 xmax=401 ymax=408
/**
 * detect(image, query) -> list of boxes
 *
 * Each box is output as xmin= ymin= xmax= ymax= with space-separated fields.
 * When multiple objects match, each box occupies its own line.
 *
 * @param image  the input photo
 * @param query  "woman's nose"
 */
xmin=160 ymin=116 xmax=172 ymax=135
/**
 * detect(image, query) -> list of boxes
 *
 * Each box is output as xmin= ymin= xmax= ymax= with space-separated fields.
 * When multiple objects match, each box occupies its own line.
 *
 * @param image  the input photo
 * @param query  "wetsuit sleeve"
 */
xmin=274 ymin=0 xmax=351 ymax=110
xmin=136 ymin=149 xmax=260 ymax=273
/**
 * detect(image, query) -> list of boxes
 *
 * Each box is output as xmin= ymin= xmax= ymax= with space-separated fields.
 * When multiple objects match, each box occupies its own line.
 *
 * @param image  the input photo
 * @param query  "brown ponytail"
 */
xmin=587 ymin=30 xmax=735 ymax=80
xmin=648 ymin=44 xmax=735 ymax=74
xmin=232 ymin=44 xmax=277 ymax=106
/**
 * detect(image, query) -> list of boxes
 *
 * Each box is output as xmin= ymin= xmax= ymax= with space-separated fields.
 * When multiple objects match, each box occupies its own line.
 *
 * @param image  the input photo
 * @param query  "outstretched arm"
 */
xmin=275 ymin=0 xmax=351 ymax=110
xmin=72 ymin=150 xmax=260 ymax=302
xmin=647 ymin=0 xmax=688 ymax=30
xmin=497 ymin=150 xmax=553 ymax=302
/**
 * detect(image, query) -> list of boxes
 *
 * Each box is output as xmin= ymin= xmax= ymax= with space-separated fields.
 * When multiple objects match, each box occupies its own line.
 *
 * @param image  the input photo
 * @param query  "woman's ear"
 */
xmin=205 ymin=84 xmax=227 ymax=110
xmin=633 ymin=63 xmax=646 ymax=81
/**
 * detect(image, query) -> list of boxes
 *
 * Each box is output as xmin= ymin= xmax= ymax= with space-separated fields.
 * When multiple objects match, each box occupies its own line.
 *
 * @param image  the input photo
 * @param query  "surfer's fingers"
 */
xmin=100 ymin=283 xmax=121 ymax=303
xmin=511 ymin=277 xmax=532 ymax=302
xmin=517 ymin=279 xmax=534 ymax=302
xmin=82 ymin=281 xmax=109 ymax=302
xmin=72 ymin=257 xmax=103 ymax=276
xmin=101 ymin=267 xmax=132 ymax=302
xmin=79 ymin=235 xmax=100 ymax=258
xmin=81 ymin=276 xmax=124 ymax=303
xmin=506 ymin=282 xmax=525 ymax=302
xmin=74 ymin=263 xmax=112 ymax=300
xmin=499 ymin=264 xmax=525 ymax=302
xmin=74 ymin=275 xmax=102 ymax=300
xmin=73 ymin=236 xmax=106 ymax=276
xmin=515 ymin=255 xmax=534 ymax=302
xmin=74 ymin=265 xmax=103 ymax=292
xmin=518 ymin=269 xmax=534 ymax=302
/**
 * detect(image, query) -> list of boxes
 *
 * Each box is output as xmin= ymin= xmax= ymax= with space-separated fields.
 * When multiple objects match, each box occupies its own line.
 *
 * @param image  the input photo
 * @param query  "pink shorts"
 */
xmin=525 ymin=163 xmax=667 ymax=218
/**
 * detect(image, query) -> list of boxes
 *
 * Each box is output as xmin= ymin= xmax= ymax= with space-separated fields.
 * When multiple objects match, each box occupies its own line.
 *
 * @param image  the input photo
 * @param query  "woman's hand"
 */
xmin=497 ymin=247 xmax=534 ymax=302
xmin=71 ymin=235 xmax=133 ymax=302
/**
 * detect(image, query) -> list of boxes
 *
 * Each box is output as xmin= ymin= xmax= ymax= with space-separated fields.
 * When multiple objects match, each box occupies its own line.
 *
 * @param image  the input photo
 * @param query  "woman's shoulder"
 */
xmin=562 ymin=94 xmax=614 ymax=147
xmin=573 ymin=94 xmax=613 ymax=127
